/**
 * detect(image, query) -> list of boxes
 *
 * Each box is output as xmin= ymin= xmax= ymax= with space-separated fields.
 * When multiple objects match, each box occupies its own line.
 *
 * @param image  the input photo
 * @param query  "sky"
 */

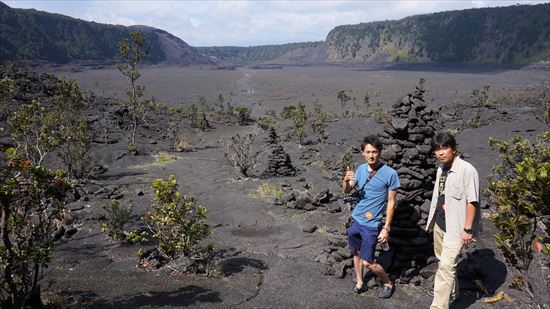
xmin=4 ymin=0 xmax=548 ymax=47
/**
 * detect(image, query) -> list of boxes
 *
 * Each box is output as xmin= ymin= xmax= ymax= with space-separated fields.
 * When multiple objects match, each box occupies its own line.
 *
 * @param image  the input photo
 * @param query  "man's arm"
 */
xmin=461 ymin=202 xmax=477 ymax=244
xmin=462 ymin=165 xmax=480 ymax=245
xmin=342 ymin=168 xmax=355 ymax=194
xmin=378 ymin=189 xmax=397 ymax=243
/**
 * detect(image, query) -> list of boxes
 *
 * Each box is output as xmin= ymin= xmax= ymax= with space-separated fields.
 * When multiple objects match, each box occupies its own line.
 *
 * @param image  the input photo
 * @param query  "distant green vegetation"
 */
xmin=0 ymin=2 xmax=164 ymax=62
xmin=326 ymin=3 xmax=550 ymax=63
xmin=197 ymin=41 xmax=324 ymax=64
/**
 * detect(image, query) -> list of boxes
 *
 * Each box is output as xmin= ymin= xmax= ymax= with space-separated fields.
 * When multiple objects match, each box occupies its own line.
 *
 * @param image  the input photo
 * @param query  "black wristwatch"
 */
xmin=463 ymin=227 xmax=473 ymax=235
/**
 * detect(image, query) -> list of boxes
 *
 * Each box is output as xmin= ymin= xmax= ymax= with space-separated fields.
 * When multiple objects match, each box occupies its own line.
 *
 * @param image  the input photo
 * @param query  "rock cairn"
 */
xmin=378 ymin=78 xmax=438 ymax=283
xmin=263 ymin=127 xmax=296 ymax=177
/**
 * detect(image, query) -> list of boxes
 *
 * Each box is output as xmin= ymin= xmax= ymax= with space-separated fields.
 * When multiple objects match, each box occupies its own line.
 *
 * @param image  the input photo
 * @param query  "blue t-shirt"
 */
xmin=351 ymin=163 xmax=400 ymax=228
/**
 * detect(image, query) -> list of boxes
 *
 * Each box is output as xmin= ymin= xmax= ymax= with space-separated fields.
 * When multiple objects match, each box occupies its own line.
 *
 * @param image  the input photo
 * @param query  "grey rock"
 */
xmin=302 ymin=225 xmax=318 ymax=233
xmin=391 ymin=118 xmax=409 ymax=131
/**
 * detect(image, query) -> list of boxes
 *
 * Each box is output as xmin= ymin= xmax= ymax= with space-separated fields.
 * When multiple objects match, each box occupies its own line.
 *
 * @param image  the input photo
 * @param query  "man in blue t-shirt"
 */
xmin=342 ymin=135 xmax=400 ymax=299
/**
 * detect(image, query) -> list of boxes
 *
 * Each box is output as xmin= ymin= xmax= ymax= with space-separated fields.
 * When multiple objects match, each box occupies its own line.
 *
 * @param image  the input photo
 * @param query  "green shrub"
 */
xmin=8 ymin=100 xmax=59 ymax=166
xmin=145 ymin=175 xmax=210 ymax=257
xmin=0 ymin=149 xmax=71 ymax=308
xmin=234 ymin=104 xmax=251 ymax=126
xmin=368 ymin=106 xmax=390 ymax=124
xmin=54 ymin=79 xmax=92 ymax=179
xmin=102 ymin=200 xmax=133 ymax=241
xmin=488 ymin=131 xmax=550 ymax=307
xmin=291 ymin=102 xmax=307 ymax=145
xmin=280 ymin=105 xmax=297 ymax=119
xmin=363 ymin=93 xmax=371 ymax=115
xmin=125 ymin=230 xmax=150 ymax=245
xmin=255 ymin=117 xmax=272 ymax=130
xmin=254 ymin=182 xmax=284 ymax=202
xmin=310 ymin=104 xmax=328 ymax=142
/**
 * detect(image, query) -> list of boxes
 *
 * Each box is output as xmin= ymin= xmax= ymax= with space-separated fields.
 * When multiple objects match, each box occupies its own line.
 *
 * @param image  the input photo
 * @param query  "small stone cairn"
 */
xmin=378 ymin=78 xmax=438 ymax=283
xmin=262 ymin=127 xmax=296 ymax=177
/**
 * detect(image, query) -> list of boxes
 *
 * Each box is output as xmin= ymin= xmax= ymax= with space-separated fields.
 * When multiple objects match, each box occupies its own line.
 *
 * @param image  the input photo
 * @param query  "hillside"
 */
xmin=2 ymin=1 xmax=549 ymax=65
xmin=196 ymin=41 xmax=325 ymax=65
xmin=0 ymin=2 xmax=212 ymax=64
xmin=325 ymin=3 xmax=550 ymax=63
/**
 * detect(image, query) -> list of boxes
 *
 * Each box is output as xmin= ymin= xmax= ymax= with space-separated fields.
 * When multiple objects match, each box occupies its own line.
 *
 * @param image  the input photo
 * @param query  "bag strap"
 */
xmin=352 ymin=163 xmax=384 ymax=195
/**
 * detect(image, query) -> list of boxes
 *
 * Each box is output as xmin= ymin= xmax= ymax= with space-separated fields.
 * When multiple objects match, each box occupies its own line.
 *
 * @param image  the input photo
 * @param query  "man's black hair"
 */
xmin=361 ymin=135 xmax=383 ymax=152
xmin=431 ymin=132 xmax=457 ymax=151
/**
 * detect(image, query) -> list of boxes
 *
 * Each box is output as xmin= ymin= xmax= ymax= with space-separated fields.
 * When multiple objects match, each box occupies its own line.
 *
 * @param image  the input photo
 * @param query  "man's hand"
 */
xmin=377 ymin=228 xmax=389 ymax=243
xmin=342 ymin=166 xmax=356 ymax=193
xmin=461 ymin=231 xmax=474 ymax=246
xmin=344 ymin=166 xmax=355 ymax=183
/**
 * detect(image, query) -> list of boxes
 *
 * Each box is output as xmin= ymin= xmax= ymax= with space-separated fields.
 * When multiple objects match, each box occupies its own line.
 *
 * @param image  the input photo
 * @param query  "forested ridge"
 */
xmin=325 ymin=3 xmax=550 ymax=63
xmin=1 ymin=2 xmax=171 ymax=63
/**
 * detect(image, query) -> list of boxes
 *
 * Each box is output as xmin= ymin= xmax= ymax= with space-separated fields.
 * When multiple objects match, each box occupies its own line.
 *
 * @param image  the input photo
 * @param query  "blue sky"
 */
xmin=5 ymin=1 xmax=547 ymax=47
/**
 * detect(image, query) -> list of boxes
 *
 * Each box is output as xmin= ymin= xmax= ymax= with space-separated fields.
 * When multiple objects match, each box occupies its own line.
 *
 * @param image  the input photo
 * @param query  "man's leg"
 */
xmin=353 ymin=251 xmax=364 ymax=288
xmin=358 ymin=226 xmax=394 ymax=298
xmin=433 ymin=224 xmax=443 ymax=260
xmin=363 ymin=260 xmax=391 ymax=286
xmin=432 ymin=225 xmax=458 ymax=301
xmin=348 ymin=222 xmax=365 ymax=291
xmin=430 ymin=230 xmax=462 ymax=309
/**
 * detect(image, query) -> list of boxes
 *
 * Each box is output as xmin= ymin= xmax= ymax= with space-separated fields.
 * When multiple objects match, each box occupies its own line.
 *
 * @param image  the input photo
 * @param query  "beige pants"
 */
xmin=430 ymin=224 xmax=462 ymax=309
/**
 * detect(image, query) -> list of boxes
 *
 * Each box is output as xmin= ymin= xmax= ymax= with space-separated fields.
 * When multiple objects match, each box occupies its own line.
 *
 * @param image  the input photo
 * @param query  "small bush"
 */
xmin=0 ymin=149 xmax=71 ymax=307
xmin=54 ymin=79 xmax=92 ymax=179
xmin=256 ymin=117 xmax=272 ymax=130
xmin=280 ymin=105 xmax=297 ymax=119
xmin=291 ymin=102 xmax=307 ymax=145
xmin=254 ymin=183 xmax=284 ymax=202
xmin=219 ymin=131 xmax=260 ymax=177
xmin=234 ymin=104 xmax=251 ymax=126
xmin=102 ymin=200 xmax=134 ymax=241
xmin=125 ymin=230 xmax=150 ymax=245
xmin=126 ymin=141 xmax=138 ymax=155
xmin=8 ymin=100 xmax=59 ymax=166
xmin=310 ymin=104 xmax=328 ymax=142
xmin=368 ymin=107 xmax=390 ymax=124
xmin=145 ymin=175 xmax=210 ymax=257
xmin=174 ymin=135 xmax=192 ymax=152
xmin=155 ymin=151 xmax=178 ymax=163
xmin=488 ymin=131 xmax=550 ymax=307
